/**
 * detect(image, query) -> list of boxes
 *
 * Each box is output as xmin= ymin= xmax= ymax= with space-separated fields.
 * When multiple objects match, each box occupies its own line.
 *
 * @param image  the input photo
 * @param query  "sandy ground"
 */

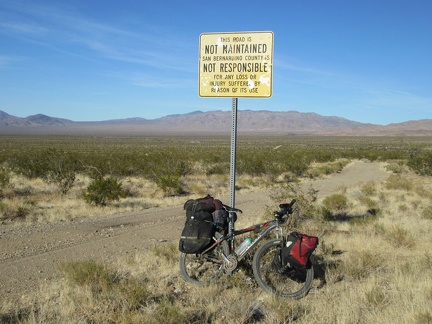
xmin=0 ymin=160 xmax=390 ymax=303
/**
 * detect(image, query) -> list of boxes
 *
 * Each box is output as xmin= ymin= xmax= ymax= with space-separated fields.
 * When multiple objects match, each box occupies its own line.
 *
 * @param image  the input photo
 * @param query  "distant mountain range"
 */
xmin=0 ymin=109 xmax=431 ymax=136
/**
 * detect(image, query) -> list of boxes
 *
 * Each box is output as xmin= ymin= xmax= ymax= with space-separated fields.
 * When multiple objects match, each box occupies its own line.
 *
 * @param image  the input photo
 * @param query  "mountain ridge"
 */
xmin=0 ymin=109 xmax=431 ymax=136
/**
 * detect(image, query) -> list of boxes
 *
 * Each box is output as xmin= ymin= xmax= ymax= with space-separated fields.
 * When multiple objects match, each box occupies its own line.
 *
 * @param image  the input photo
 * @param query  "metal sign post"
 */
xmin=230 ymin=98 xmax=238 ymax=208
xmin=198 ymin=31 xmax=273 ymax=207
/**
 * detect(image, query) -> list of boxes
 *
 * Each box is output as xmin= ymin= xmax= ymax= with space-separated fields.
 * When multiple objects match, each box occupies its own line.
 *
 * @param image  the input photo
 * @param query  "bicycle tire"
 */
xmin=179 ymin=233 xmax=229 ymax=285
xmin=252 ymin=239 xmax=314 ymax=299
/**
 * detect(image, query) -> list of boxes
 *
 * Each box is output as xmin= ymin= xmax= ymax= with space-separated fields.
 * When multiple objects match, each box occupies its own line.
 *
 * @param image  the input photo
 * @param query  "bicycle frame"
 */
xmin=201 ymin=208 xmax=288 ymax=262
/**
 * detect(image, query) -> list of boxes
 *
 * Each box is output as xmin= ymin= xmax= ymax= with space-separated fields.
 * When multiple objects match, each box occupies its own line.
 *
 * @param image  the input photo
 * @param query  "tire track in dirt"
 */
xmin=303 ymin=160 xmax=390 ymax=199
xmin=0 ymin=160 xmax=389 ymax=303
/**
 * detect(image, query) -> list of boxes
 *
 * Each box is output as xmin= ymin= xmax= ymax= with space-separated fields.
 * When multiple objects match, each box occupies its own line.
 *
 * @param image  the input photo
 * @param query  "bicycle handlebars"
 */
xmin=274 ymin=199 xmax=297 ymax=217
xmin=279 ymin=199 xmax=296 ymax=209
xmin=222 ymin=199 xmax=296 ymax=218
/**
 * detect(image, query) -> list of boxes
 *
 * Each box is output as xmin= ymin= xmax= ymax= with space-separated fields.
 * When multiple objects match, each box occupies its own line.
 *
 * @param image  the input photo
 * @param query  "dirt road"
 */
xmin=0 ymin=160 xmax=389 ymax=303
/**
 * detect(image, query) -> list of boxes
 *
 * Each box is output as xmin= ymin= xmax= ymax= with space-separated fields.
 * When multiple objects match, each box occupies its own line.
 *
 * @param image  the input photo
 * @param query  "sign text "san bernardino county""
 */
xmin=199 ymin=31 xmax=273 ymax=98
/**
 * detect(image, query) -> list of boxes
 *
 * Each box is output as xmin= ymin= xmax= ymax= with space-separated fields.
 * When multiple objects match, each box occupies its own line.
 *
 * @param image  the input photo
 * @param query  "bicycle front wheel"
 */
xmin=252 ymin=239 xmax=314 ymax=299
xmin=179 ymin=234 xmax=229 ymax=285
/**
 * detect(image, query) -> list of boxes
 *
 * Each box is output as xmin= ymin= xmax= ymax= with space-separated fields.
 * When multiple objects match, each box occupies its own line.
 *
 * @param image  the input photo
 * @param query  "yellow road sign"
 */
xmin=199 ymin=31 xmax=273 ymax=98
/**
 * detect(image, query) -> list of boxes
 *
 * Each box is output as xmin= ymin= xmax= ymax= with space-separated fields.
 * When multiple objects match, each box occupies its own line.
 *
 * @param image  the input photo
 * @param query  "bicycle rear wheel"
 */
xmin=179 ymin=234 xmax=229 ymax=285
xmin=252 ymin=239 xmax=314 ymax=299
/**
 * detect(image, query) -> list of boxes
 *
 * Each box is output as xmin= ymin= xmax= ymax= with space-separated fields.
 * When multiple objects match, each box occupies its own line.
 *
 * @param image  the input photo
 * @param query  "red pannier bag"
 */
xmin=281 ymin=232 xmax=318 ymax=268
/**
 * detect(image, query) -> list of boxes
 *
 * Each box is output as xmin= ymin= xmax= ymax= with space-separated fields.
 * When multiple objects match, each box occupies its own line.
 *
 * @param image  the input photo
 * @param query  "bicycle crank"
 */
xmin=223 ymin=255 xmax=238 ymax=275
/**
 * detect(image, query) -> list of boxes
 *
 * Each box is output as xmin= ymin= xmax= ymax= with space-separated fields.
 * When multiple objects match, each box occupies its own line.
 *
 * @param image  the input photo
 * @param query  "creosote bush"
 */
xmin=0 ymin=165 xmax=11 ymax=195
xmin=42 ymin=148 xmax=79 ymax=195
xmin=407 ymin=150 xmax=432 ymax=176
xmin=83 ymin=175 xmax=126 ymax=206
xmin=322 ymin=194 xmax=349 ymax=213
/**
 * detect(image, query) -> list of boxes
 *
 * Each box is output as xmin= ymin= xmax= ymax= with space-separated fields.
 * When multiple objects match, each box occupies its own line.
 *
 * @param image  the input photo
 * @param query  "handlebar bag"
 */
xmin=282 ymin=232 xmax=318 ymax=268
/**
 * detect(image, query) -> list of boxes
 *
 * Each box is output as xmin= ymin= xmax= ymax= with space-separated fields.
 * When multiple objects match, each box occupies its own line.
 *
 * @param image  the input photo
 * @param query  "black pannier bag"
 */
xmin=179 ymin=219 xmax=215 ymax=254
xmin=179 ymin=197 xmax=216 ymax=254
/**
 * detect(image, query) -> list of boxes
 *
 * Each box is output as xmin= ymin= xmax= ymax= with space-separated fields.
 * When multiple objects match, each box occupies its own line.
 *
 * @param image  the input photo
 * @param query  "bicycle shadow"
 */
xmin=311 ymin=252 xmax=344 ymax=289
xmin=323 ymin=208 xmax=380 ymax=222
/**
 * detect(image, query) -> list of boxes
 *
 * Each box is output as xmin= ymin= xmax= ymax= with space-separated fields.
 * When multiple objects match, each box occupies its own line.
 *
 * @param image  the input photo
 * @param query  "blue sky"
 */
xmin=0 ymin=0 xmax=431 ymax=125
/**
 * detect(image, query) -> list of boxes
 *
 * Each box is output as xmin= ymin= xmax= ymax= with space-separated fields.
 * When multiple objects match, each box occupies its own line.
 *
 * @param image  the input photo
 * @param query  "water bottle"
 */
xmin=235 ymin=237 xmax=253 ymax=256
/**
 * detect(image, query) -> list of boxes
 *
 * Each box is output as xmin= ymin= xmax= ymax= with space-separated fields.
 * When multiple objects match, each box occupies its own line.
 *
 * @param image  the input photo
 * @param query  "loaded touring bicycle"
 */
xmin=179 ymin=195 xmax=318 ymax=299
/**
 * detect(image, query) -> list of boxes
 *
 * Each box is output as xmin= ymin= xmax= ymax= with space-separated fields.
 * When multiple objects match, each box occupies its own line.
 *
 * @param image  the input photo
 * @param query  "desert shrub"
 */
xmin=282 ymin=151 xmax=312 ymax=176
xmin=320 ymin=194 xmax=350 ymax=222
xmin=0 ymin=166 xmax=11 ymax=195
xmin=148 ymin=156 xmax=191 ymax=195
xmin=10 ymin=154 xmax=47 ymax=179
xmin=385 ymin=160 xmax=405 ymax=173
xmin=237 ymin=152 xmax=267 ymax=176
xmin=9 ymin=148 xmax=79 ymax=194
xmin=407 ymin=150 xmax=432 ymax=176
xmin=154 ymin=174 xmax=184 ymax=195
xmin=83 ymin=175 xmax=126 ymax=206
xmin=322 ymin=193 xmax=349 ymax=212
xmin=205 ymin=162 xmax=230 ymax=175
xmin=42 ymin=149 xmax=79 ymax=194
